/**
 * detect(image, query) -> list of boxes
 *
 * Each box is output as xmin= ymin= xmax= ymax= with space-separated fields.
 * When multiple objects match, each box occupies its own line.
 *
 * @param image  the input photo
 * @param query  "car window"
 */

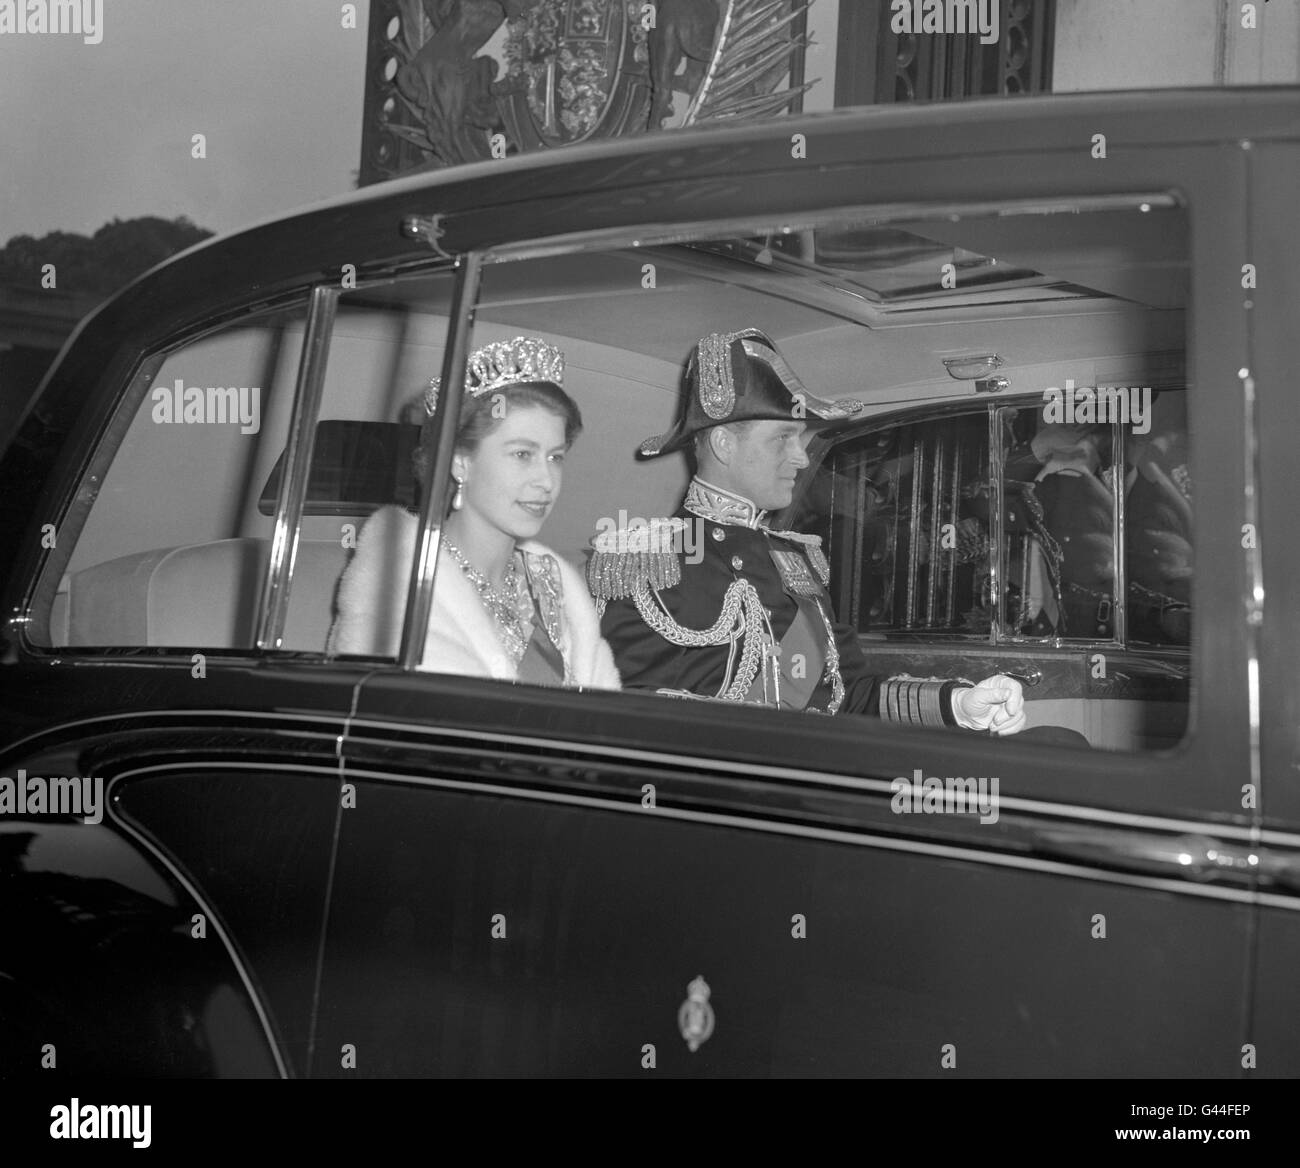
xmin=293 ymin=270 xmax=457 ymax=658
xmin=314 ymin=199 xmax=1187 ymax=758
xmin=39 ymin=305 xmax=308 ymax=651
xmin=800 ymin=383 xmax=1190 ymax=649
xmin=90 ymin=197 xmax=1186 ymax=759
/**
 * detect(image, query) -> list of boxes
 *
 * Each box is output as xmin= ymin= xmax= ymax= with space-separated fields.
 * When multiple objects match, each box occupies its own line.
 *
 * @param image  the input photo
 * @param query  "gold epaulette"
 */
xmin=766 ymin=528 xmax=831 ymax=587
xmin=767 ymin=528 xmax=822 ymax=547
xmin=587 ymin=517 xmax=685 ymax=600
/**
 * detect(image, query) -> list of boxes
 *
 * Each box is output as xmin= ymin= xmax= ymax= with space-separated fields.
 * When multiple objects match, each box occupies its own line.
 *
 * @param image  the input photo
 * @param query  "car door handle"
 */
xmin=1028 ymin=828 xmax=1264 ymax=886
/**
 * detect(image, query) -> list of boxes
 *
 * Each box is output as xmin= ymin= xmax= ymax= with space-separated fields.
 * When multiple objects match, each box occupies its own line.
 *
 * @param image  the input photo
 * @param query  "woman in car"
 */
xmin=328 ymin=335 xmax=621 ymax=689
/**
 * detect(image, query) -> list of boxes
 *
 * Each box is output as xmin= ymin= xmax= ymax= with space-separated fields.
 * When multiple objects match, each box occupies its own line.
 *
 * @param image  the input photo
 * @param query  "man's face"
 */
xmin=718 ymin=419 xmax=810 ymax=512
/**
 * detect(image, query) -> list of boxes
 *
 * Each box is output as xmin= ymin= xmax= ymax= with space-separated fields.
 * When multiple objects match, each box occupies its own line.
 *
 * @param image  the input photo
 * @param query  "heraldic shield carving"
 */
xmin=374 ymin=0 xmax=813 ymax=172
xmin=498 ymin=1 xmax=653 ymax=148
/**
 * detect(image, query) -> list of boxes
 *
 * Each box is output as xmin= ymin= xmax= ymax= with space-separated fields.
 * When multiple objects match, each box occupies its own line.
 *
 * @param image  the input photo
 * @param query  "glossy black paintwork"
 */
xmin=112 ymin=769 xmax=343 ymax=1076
xmin=312 ymin=776 xmax=1251 ymax=1076
xmin=0 ymin=664 xmax=364 ymax=1077
xmin=0 ymin=818 xmax=278 ymax=1077
xmin=1 ymin=91 xmax=1298 ymax=1076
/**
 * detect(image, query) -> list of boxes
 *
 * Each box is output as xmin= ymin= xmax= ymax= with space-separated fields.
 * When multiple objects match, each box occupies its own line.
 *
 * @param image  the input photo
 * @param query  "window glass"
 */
xmin=44 ymin=306 xmax=307 ymax=650
xmin=323 ymin=199 xmax=1190 ymax=753
xmin=997 ymin=401 xmax=1118 ymax=640
xmin=804 ymin=409 xmax=992 ymax=636
xmin=309 ymin=272 xmax=457 ymax=658
xmin=1123 ymin=389 xmax=1192 ymax=646
xmin=808 ymin=385 xmax=1192 ymax=652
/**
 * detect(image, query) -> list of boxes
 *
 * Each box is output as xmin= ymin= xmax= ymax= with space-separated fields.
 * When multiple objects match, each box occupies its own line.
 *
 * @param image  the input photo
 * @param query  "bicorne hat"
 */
xmin=638 ymin=328 xmax=865 ymax=458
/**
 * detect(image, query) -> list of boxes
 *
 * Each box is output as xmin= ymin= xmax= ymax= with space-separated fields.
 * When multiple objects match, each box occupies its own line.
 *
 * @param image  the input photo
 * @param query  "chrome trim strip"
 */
xmin=305 ymin=688 xmax=358 ymax=1077
xmin=103 ymin=772 xmax=291 ymax=1078
xmin=926 ymin=430 xmax=944 ymax=625
xmin=988 ymin=404 xmax=1006 ymax=643
xmin=399 ymin=254 xmax=483 ymax=670
xmin=1241 ymin=369 xmax=1264 ymax=803
xmin=341 ymin=718 xmax=1264 ymax=839
xmin=480 ymin=194 xmax=1182 ymax=265
xmin=847 ymin=449 xmax=863 ymax=626
xmin=1259 ymin=828 xmax=1300 ymax=848
xmin=110 ymin=759 xmax=1269 ymax=909
xmin=1112 ymin=414 xmax=1128 ymax=644
xmin=906 ymin=433 xmax=923 ymax=626
xmin=946 ymin=434 xmax=961 ymax=626
xmin=258 ymin=285 xmax=339 ymax=650
xmin=3 ymin=706 xmax=1288 ymax=845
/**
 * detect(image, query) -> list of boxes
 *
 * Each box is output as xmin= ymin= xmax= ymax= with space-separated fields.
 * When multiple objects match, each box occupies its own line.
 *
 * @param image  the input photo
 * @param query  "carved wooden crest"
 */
xmin=497 ymin=1 xmax=653 ymax=149
xmin=368 ymin=0 xmax=814 ymax=175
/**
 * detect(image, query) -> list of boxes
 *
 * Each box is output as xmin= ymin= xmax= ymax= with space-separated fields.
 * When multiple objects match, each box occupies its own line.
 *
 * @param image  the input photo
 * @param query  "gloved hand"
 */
xmin=951 ymin=675 xmax=1027 ymax=735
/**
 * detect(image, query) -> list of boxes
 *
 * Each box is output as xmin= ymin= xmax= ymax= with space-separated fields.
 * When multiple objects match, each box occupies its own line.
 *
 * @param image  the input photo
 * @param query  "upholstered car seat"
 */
xmin=61 ymin=539 xmax=350 ymax=651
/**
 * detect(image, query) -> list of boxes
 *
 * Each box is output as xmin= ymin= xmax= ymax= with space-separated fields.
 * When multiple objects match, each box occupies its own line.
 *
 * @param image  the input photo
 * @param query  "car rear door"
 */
xmin=311 ymin=100 xmax=1267 ymax=1075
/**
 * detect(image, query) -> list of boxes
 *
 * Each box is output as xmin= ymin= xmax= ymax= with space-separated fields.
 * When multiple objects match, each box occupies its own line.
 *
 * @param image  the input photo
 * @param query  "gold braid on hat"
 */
xmin=425 ymin=336 xmax=565 ymax=416
xmin=696 ymin=330 xmax=745 ymax=420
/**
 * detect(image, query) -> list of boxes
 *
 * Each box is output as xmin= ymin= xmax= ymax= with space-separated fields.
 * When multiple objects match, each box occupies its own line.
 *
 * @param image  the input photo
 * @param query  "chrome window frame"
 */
xmin=257 ymin=284 xmax=339 ymax=650
xmin=399 ymin=254 xmax=482 ymax=670
xmin=254 ymin=258 xmax=472 ymax=668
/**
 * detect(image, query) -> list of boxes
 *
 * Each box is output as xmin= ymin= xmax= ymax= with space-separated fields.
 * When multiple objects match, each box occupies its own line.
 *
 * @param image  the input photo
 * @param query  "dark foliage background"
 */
xmin=0 ymin=215 xmax=213 ymax=297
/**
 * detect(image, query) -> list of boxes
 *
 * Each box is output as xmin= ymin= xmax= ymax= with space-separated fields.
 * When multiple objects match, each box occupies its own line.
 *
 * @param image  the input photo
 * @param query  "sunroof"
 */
xmin=686 ymin=226 xmax=1090 ymax=307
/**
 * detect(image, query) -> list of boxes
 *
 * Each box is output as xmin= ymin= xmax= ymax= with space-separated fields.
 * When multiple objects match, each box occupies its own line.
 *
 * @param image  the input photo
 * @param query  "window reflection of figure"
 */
xmin=328 ymin=336 xmax=620 ymax=688
xmin=1001 ymin=393 xmax=1191 ymax=645
xmin=591 ymin=328 xmax=1069 ymax=738
xmin=1004 ymin=422 xmax=1116 ymax=639
xmin=1124 ymin=393 xmax=1192 ymax=643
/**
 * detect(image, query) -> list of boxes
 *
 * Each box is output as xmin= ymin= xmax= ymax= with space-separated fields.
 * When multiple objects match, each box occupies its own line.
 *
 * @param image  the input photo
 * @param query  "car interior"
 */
xmin=44 ymin=196 xmax=1192 ymax=751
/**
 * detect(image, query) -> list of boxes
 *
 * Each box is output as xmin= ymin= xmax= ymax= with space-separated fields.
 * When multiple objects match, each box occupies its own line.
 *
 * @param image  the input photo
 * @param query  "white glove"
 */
xmin=951 ymin=675 xmax=1027 ymax=735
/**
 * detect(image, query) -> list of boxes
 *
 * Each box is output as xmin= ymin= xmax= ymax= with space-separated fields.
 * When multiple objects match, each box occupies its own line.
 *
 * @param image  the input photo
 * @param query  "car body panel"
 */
xmin=2 ymin=89 xmax=1298 ymax=1076
xmin=0 ymin=813 xmax=281 ymax=1078
xmin=313 ymin=772 xmax=1252 ymax=1076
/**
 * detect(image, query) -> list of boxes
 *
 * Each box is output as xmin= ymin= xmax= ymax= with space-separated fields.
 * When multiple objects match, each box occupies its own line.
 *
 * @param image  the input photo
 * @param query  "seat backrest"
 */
xmin=65 ymin=539 xmax=351 ymax=652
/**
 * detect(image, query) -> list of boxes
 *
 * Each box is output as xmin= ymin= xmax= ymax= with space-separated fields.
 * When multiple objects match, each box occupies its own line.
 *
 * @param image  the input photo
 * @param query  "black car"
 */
xmin=2 ymin=87 xmax=1298 ymax=1077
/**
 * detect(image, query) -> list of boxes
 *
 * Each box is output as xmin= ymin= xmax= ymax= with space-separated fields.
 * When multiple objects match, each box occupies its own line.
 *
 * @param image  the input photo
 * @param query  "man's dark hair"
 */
xmin=691 ymin=419 xmax=758 ymax=466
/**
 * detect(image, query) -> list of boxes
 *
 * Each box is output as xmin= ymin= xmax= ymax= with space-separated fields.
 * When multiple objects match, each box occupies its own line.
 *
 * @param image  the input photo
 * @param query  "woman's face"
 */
xmin=453 ymin=404 xmax=568 ymax=542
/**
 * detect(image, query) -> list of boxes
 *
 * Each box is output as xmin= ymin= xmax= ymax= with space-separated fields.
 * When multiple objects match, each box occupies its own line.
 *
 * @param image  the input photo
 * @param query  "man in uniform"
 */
xmin=588 ymin=328 xmax=1044 ymax=735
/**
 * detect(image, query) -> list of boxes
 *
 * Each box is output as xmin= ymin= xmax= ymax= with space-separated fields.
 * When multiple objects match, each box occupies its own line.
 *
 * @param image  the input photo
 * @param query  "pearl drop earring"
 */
xmin=451 ymin=474 xmax=464 ymax=511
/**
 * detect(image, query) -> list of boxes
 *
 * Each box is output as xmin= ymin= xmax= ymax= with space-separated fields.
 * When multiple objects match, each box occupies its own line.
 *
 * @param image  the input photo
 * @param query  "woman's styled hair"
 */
xmin=411 ymin=380 xmax=583 ymax=491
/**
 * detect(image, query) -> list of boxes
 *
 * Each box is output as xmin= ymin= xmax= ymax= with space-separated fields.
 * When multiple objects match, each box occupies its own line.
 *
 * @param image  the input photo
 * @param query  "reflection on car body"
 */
xmin=2 ymin=89 xmax=1299 ymax=1077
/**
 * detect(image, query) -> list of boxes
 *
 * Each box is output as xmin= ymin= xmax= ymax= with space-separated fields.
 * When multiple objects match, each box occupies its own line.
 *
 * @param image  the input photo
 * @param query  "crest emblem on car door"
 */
xmin=678 ymin=975 xmax=715 ymax=1052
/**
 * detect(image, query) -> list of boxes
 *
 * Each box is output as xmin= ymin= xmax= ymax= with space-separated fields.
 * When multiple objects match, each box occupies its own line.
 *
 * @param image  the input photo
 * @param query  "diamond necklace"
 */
xmin=442 ymin=537 xmax=530 ymax=665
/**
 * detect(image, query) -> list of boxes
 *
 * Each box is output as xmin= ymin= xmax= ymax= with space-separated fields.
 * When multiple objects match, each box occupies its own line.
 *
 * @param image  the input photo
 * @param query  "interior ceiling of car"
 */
xmin=356 ymin=206 xmax=1187 ymax=397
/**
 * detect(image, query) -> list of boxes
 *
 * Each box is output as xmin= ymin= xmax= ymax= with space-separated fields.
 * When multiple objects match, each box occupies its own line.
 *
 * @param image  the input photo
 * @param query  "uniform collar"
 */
xmin=684 ymin=476 xmax=768 ymax=529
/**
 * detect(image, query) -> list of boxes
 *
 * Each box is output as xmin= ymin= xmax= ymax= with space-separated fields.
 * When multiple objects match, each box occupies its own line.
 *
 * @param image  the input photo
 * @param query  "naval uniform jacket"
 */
xmin=591 ymin=479 xmax=963 ymax=725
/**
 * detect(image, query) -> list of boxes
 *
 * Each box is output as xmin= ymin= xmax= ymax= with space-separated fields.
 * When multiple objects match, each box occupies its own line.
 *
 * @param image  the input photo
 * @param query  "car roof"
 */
xmin=46 ymin=86 xmax=1300 ymax=386
xmin=243 ymin=85 xmax=1300 ymax=238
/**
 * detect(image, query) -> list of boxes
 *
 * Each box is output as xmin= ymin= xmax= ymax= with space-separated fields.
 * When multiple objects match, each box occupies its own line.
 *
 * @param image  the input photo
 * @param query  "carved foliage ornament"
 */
xmin=376 ymin=0 xmax=816 ymax=171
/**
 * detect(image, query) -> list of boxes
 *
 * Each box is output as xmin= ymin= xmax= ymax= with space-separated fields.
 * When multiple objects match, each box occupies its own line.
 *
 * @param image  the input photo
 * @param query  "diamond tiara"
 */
xmin=424 ymin=336 xmax=565 ymax=416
